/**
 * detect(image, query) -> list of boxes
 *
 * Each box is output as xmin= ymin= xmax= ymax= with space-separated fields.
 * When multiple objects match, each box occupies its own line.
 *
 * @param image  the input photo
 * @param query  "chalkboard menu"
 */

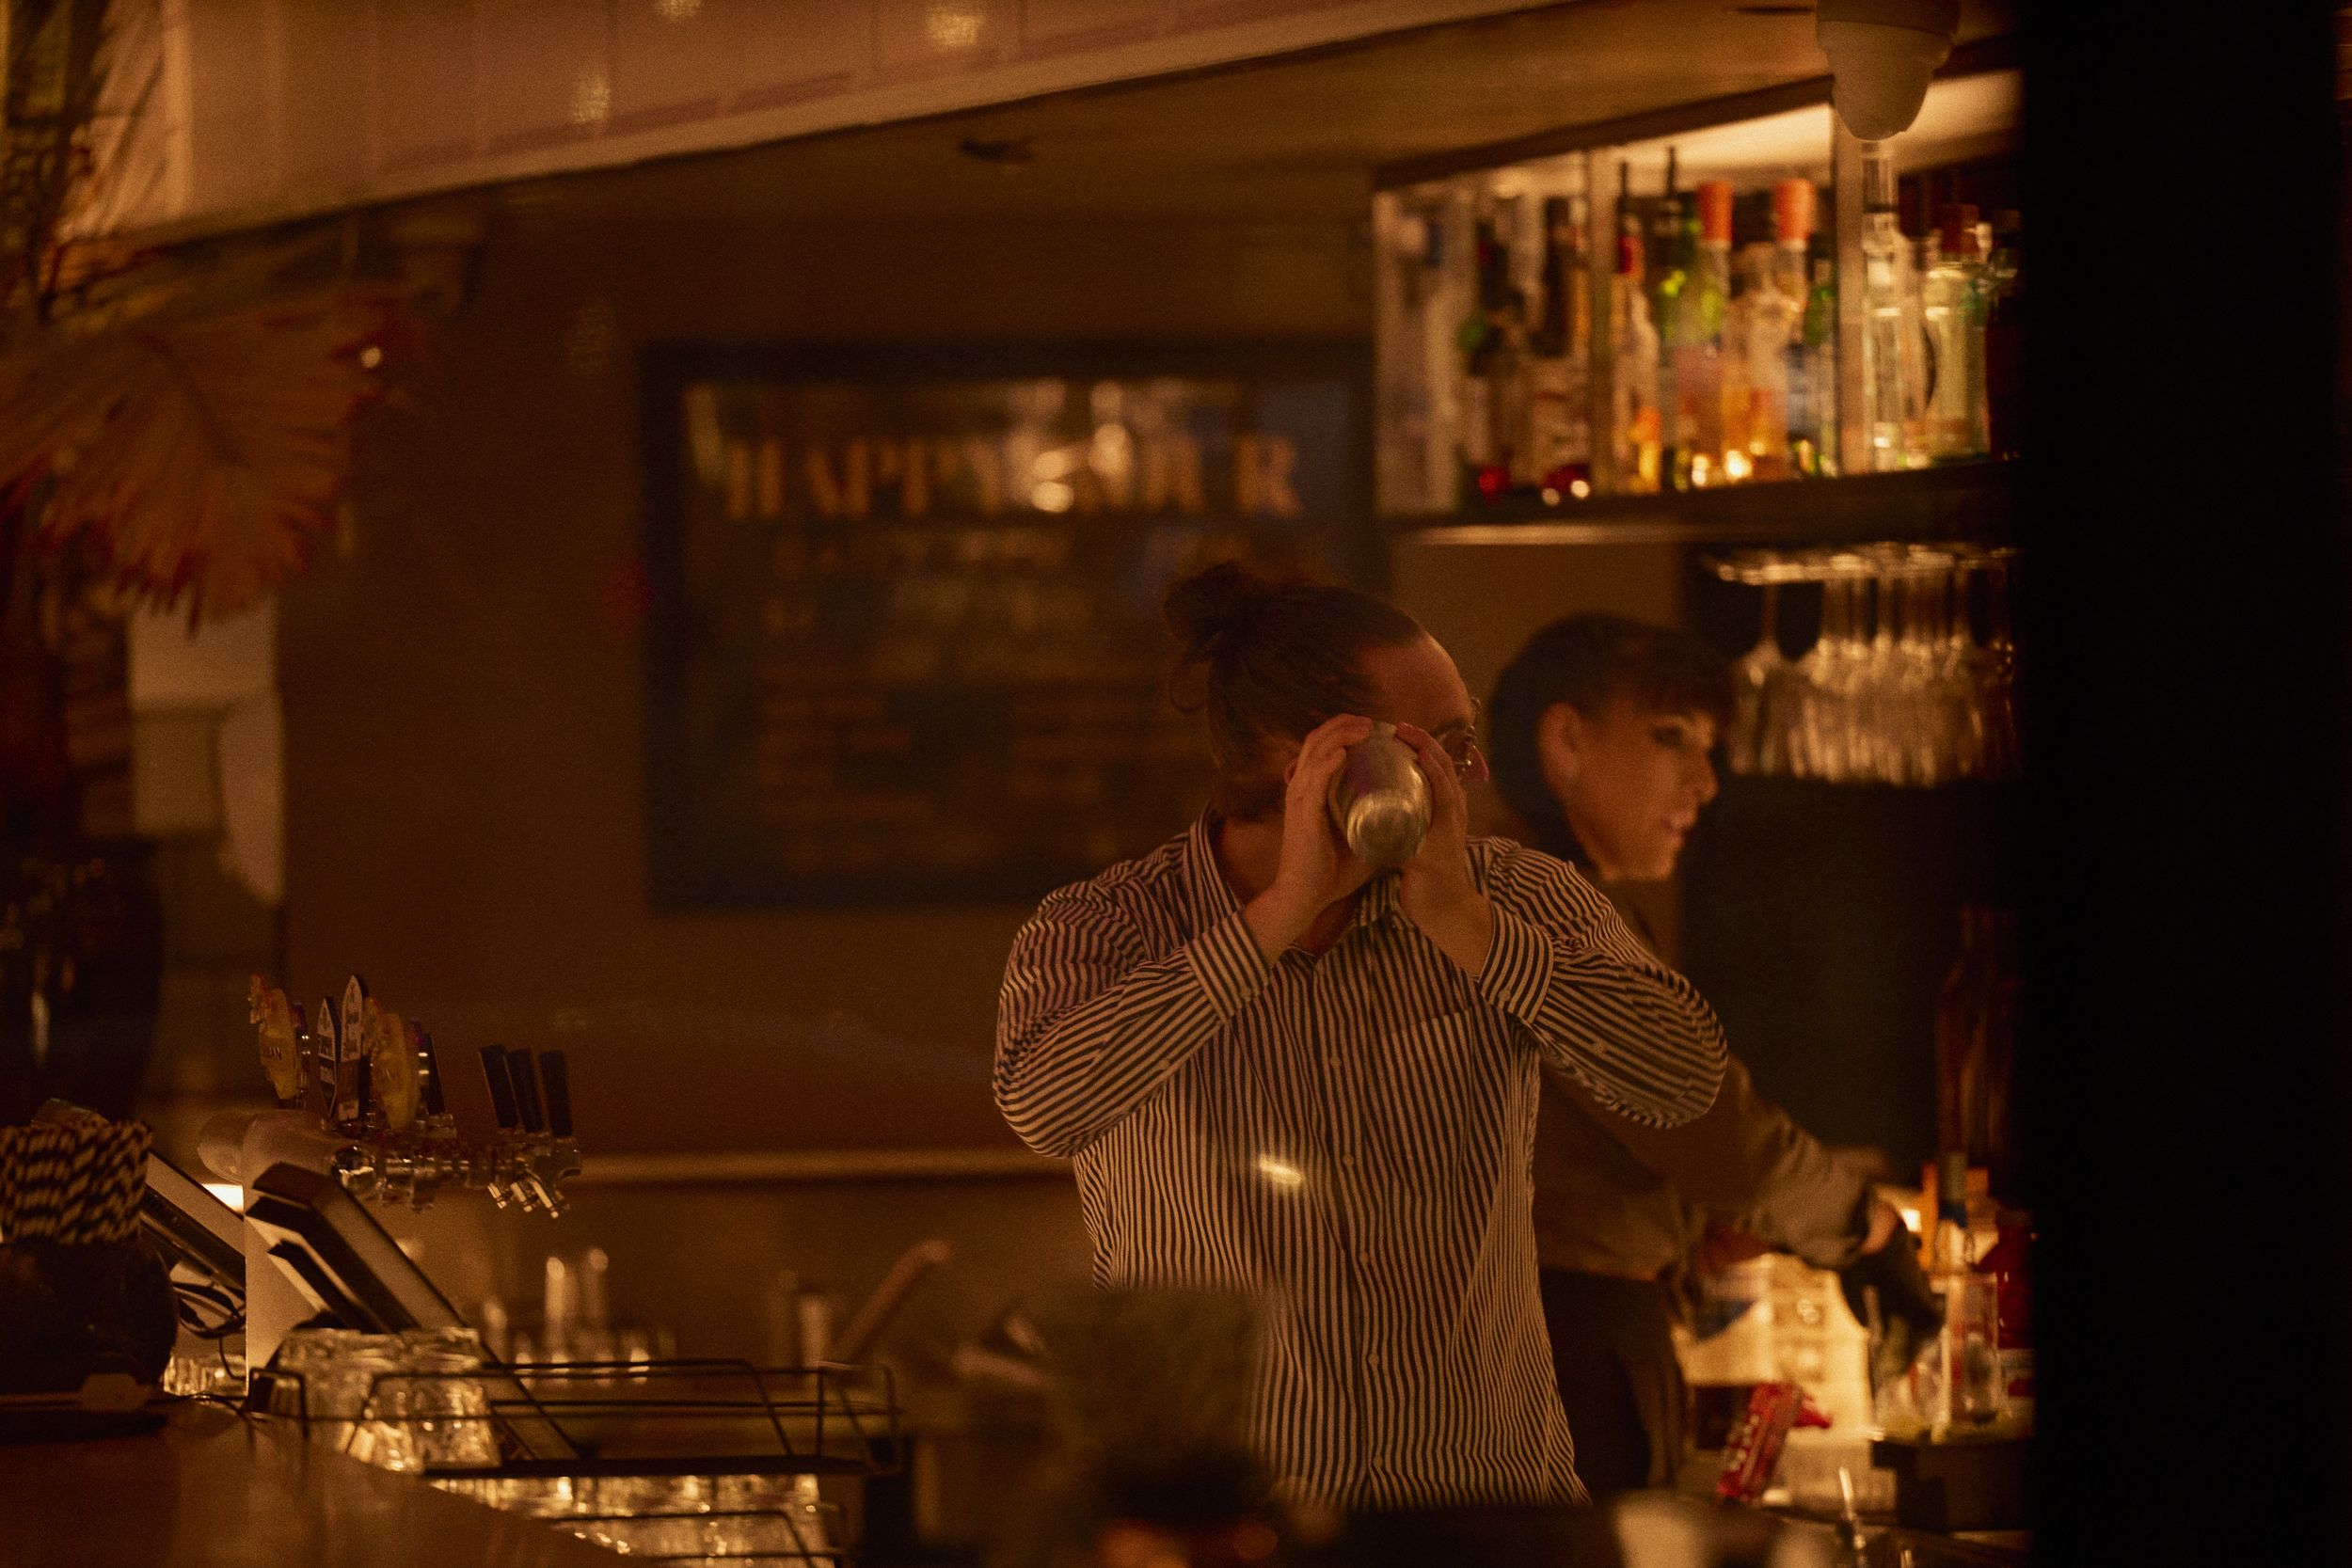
xmin=643 ymin=343 xmax=1370 ymax=909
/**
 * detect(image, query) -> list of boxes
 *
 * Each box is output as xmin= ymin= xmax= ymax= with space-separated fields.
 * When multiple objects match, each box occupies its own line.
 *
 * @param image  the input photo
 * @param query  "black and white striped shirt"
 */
xmin=994 ymin=817 xmax=1727 ymax=1512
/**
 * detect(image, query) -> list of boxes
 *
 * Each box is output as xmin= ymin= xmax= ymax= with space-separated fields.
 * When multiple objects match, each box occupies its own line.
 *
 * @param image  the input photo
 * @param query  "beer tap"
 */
xmin=215 ymin=976 xmax=585 ymax=1217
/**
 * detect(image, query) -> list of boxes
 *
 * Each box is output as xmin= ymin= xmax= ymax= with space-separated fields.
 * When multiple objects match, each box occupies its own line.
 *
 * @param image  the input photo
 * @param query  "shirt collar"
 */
xmin=1184 ymin=815 xmax=1242 ymax=932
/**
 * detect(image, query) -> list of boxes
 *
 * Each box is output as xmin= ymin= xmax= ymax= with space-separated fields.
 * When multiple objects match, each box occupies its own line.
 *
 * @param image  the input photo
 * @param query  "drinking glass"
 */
xmin=1940 ymin=561 xmax=1990 ymax=779
xmin=1979 ymin=554 xmax=2021 ymax=780
xmin=381 ymin=1349 xmax=501 ymax=1470
xmin=1860 ymin=554 xmax=1907 ymax=784
xmin=1797 ymin=559 xmax=1870 ymax=783
xmin=1727 ymin=579 xmax=1787 ymax=776
xmin=1892 ymin=561 xmax=1950 ymax=786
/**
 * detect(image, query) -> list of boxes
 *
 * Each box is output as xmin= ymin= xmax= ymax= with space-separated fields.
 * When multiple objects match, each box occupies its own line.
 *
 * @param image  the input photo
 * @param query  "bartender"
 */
xmin=1486 ymin=612 xmax=1941 ymax=1501
xmin=993 ymin=562 xmax=1727 ymax=1513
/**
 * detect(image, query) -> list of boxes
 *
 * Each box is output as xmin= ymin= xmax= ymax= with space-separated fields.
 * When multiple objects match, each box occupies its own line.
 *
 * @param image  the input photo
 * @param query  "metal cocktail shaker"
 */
xmin=1327 ymin=721 xmax=1430 ymax=868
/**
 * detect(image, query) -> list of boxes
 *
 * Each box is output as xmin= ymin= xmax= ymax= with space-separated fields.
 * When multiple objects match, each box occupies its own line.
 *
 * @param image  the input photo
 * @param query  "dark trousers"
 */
xmin=1538 ymin=1268 xmax=1689 ymax=1503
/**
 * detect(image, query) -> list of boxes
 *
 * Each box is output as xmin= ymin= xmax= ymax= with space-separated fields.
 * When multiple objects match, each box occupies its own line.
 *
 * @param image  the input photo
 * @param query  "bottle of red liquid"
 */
xmin=1976 ymin=1210 xmax=2034 ymax=1421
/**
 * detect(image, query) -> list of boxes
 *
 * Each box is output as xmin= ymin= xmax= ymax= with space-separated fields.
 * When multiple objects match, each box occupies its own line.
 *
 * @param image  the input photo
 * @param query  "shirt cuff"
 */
xmin=1478 ymin=901 xmax=1554 ymax=1021
xmin=1185 ymin=909 xmax=1274 ymax=1019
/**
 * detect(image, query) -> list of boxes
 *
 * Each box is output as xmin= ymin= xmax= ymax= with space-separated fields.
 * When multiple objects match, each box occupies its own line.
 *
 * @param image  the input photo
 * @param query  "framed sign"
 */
xmin=641 ymin=341 xmax=1371 ymax=909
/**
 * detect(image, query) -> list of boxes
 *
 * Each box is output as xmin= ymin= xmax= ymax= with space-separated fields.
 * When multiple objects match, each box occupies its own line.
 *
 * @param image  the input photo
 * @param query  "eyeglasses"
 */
xmin=1438 ymin=703 xmax=1485 ymax=781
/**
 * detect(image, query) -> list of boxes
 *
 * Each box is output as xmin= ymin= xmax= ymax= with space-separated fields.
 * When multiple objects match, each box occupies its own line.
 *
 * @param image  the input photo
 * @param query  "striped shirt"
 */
xmin=993 ymin=817 xmax=1727 ymax=1512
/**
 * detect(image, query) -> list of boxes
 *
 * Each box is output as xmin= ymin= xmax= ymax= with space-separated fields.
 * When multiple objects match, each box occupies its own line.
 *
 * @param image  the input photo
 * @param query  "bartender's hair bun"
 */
xmin=1161 ymin=560 xmax=1422 ymax=820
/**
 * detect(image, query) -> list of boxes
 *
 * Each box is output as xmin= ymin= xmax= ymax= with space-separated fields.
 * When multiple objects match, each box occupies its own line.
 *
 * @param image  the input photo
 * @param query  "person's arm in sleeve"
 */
xmin=1550 ymin=1055 xmax=1879 ymax=1268
xmin=1391 ymin=723 xmax=1725 ymax=1129
xmin=993 ymin=885 xmax=1271 ymax=1157
xmin=1475 ymin=846 xmax=1728 ymax=1128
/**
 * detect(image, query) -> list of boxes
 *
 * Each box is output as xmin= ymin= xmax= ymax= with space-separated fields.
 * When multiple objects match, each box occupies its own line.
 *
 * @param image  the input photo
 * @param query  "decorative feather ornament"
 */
xmin=0 ymin=273 xmax=399 ymax=623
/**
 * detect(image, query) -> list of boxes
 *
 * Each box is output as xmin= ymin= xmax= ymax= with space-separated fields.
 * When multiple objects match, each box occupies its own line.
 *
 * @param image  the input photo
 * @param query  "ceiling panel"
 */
xmin=485 ymin=0 xmax=2015 ymax=228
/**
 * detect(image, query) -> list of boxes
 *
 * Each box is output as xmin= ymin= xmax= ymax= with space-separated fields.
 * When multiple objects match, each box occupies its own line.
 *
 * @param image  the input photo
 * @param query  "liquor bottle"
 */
xmin=1788 ymin=250 xmax=1840 ymax=478
xmin=1922 ymin=203 xmax=1991 ymax=461
xmin=1982 ymin=208 xmax=2024 ymax=459
xmin=1646 ymin=151 xmax=1688 ymax=470
xmin=1733 ymin=178 xmax=1817 ymax=483
xmin=1858 ymin=142 xmax=1928 ymax=470
xmin=1718 ymin=243 xmax=1763 ymax=479
xmin=1927 ymin=1150 xmax=2007 ymax=1432
xmin=1974 ymin=1209 xmax=2033 ymax=1426
xmin=1666 ymin=179 xmax=1732 ymax=488
xmin=1612 ymin=183 xmax=1664 ymax=494
xmin=1935 ymin=906 xmax=2022 ymax=1195
xmin=1456 ymin=194 xmax=1525 ymax=505
xmin=1525 ymin=194 xmax=1594 ymax=499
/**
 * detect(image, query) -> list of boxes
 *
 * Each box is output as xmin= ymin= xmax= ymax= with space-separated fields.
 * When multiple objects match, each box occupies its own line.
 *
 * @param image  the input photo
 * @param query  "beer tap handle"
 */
xmin=537 ymin=1051 xmax=574 ymax=1140
xmin=419 ymin=1028 xmax=449 ymax=1117
xmin=510 ymin=1053 xmax=548 ymax=1135
xmin=478 ymin=1046 xmax=521 ymax=1131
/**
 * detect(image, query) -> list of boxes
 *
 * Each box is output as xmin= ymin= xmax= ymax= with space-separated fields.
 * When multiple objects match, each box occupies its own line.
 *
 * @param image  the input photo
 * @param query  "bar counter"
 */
xmin=2 ymin=1401 xmax=616 ymax=1568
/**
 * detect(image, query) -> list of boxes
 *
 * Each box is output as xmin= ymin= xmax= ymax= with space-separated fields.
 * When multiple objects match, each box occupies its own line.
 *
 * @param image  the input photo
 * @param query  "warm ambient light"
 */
xmin=204 ymin=1182 xmax=243 ymax=1210
xmin=1255 ymin=1154 xmax=1306 ymax=1191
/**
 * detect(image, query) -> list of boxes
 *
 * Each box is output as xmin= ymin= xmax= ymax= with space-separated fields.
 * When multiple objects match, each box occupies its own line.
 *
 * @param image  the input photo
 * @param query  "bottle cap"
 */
xmin=1772 ymin=179 xmax=1817 ymax=244
xmin=1937 ymin=203 xmax=1980 ymax=255
xmin=1697 ymin=180 xmax=1734 ymax=244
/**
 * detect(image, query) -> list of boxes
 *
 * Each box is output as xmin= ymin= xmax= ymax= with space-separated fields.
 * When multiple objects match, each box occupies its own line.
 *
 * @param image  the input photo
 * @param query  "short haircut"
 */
xmin=1486 ymin=613 xmax=1734 ymax=857
xmin=1163 ymin=561 xmax=1424 ymax=821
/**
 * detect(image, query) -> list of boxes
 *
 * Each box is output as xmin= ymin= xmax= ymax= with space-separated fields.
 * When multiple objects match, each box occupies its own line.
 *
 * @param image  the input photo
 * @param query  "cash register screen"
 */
xmin=241 ymin=1163 xmax=463 ymax=1335
xmin=141 ymin=1146 xmax=247 ymax=1296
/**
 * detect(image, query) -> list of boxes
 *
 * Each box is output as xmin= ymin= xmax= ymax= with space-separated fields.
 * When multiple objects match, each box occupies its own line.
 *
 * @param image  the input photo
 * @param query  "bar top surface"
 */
xmin=0 ymin=1400 xmax=617 ymax=1567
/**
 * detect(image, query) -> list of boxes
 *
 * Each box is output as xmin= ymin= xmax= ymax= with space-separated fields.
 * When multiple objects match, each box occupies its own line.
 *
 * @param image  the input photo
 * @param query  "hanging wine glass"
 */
xmin=1728 ymin=575 xmax=1787 ymax=776
xmin=1798 ymin=556 xmax=1868 ymax=784
xmin=1940 ymin=558 xmax=1989 ymax=780
xmin=1862 ymin=549 xmax=1910 ymax=785
xmin=1980 ymin=551 xmax=2022 ymax=779
xmin=1896 ymin=556 xmax=1950 ymax=786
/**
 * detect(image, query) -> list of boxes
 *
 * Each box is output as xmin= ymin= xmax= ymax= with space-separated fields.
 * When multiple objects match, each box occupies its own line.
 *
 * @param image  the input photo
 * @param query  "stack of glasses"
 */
xmin=263 ymin=1328 xmax=843 ymax=1565
xmin=264 ymin=1325 xmax=502 ymax=1471
xmin=433 ymin=1472 xmax=840 ymax=1563
xmin=1712 ymin=543 xmax=2021 ymax=785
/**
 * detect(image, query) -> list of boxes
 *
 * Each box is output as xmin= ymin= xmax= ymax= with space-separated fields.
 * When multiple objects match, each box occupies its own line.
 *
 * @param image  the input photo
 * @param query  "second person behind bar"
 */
xmin=993 ymin=562 xmax=1727 ymax=1514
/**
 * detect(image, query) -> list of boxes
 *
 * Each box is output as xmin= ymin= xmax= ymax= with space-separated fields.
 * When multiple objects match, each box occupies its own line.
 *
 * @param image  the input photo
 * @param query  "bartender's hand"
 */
xmin=1246 ymin=713 xmax=1377 ymax=958
xmin=1695 ymin=1221 xmax=1773 ymax=1276
xmin=1858 ymin=1198 xmax=1905 ymax=1256
xmin=1392 ymin=721 xmax=1494 ymax=976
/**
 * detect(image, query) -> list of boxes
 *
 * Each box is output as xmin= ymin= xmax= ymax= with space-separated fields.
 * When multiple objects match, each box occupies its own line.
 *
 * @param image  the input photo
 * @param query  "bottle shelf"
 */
xmin=1400 ymin=459 xmax=2018 ymax=550
xmin=1375 ymin=65 xmax=2023 ymax=531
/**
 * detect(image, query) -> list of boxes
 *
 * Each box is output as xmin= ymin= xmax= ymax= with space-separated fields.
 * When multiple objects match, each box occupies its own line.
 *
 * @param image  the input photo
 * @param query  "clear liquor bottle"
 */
xmin=1922 ymin=203 xmax=1992 ymax=462
xmin=1927 ymin=1150 xmax=2008 ymax=1433
xmin=1718 ymin=243 xmax=1763 ymax=478
xmin=1612 ymin=208 xmax=1664 ymax=494
xmin=1858 ymin=143 xmax=1928 ymax=470
xmin=1667 ymin=179 xmax=1732 ymax=488
xmin=1788 ymin=252 xmax=1840 ymax=477
xmin=1646 ymin=150 xmax=1689 ymax=479
xmin=1732 ymin=178 xmax=1818 ymax=483
xmin=1982 ymin=208 xmax=2024 ymax=460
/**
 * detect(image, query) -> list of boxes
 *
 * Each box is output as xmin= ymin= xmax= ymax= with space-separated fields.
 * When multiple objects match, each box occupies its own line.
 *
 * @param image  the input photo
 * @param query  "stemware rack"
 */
xmin=1702 ymin=540 xmax=2022 ymax=786
xmin=249 ymin=1357 xmax=900 ymax=1564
